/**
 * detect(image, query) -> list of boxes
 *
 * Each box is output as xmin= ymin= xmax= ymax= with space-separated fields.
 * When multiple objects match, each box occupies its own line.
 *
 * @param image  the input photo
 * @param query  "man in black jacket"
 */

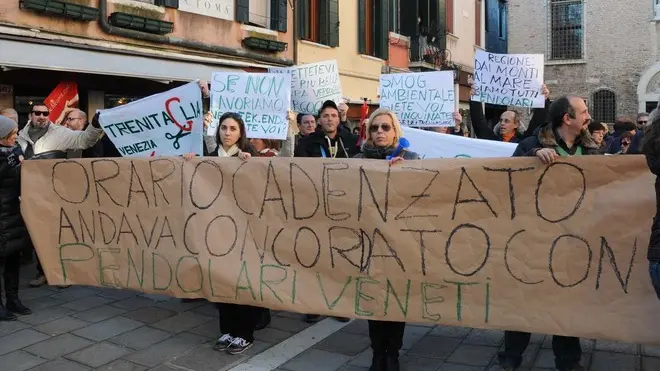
xmin=293 ymin=100 xmax=358 ymax=323
xmin=494 ymin=96 xmax=597 ymax=371
xmin=294 ymin=100 xmax=360 ymax=158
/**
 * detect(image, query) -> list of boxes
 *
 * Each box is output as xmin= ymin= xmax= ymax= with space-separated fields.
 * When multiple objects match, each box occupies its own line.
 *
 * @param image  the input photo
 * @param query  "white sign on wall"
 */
xmin=178 ymin=0 xmax=234 ymax=21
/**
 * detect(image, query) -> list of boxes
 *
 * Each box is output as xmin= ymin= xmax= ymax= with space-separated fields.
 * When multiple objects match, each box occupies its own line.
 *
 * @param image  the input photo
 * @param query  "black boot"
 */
xmin=370 ymin=353 xmax=387 ymax=371
xmin=385 ymin=353 xmax=400 ymax=371
xmin=0 ymin=304 xmax=17 ymax=321
xmin=4 ymin=261 xmax=31 ymax=315
xmin=255 ymin=309 xmax=271 ymax=331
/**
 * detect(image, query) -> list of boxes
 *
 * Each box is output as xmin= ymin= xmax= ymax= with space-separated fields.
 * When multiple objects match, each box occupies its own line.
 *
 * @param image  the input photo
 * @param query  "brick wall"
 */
xmin=508 ymin=0 xmax=659 ymax=119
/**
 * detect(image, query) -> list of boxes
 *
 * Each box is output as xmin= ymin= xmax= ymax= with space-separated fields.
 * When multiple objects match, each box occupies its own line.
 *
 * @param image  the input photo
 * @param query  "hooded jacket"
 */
xmin=294 ymin=125 xmax=360 ymax=158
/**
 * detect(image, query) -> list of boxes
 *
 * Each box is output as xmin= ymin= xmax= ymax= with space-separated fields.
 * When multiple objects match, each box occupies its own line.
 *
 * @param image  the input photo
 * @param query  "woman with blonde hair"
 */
xmin=354 ymin=108 xmax=419 ymax=371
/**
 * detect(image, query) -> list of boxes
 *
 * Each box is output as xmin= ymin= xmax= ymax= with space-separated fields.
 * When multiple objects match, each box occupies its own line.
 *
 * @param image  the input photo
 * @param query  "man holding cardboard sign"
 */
xmin=494 ymin=95 xmax=597 ymax=371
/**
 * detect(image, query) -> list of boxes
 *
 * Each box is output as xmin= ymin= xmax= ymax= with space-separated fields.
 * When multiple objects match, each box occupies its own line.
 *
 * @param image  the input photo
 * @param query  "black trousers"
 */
xmin=217 ymin=303 xmax=258 ymax=342
xmin=0 ymin=251 xmax=21 ymax=301
xmin=499 ymin=331 xmax=581 ymax=369
xmin=368 ymin=320 xmax=406 ymax=356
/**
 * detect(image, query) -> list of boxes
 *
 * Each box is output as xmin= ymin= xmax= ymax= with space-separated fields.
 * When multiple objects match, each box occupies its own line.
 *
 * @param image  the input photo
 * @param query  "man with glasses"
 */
xmin=638 ymin=112 xmax=650 ymax=129
xmin=17 ymin=102 xmax=104 ymax=287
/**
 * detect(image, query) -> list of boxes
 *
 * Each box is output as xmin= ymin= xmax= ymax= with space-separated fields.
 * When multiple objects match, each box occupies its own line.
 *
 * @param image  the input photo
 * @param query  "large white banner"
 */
xmin=402 ymin=127 xmax=517 ymax=159
xmin=98 ymin=82 xmax=203 ymax=157
xmin=380 ymin=71 xmax=455 ymax=127
xmin=209 ymin=72 xmax=291 ymax=140
xmin=472 ymin=50 xmax=545 ymax=108
xmin=269 ymin=60 xmax=342 ymax=114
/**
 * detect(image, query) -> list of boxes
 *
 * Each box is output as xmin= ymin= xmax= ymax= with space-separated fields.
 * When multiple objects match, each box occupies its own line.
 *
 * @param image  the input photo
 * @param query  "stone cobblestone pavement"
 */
xmin=0 ymin=268 xmax=656 ymax=371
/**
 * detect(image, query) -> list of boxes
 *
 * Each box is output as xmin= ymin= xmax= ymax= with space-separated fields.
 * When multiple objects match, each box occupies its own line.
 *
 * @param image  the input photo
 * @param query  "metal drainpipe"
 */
xmin=97 ymin=0 xmax=295 ymax=67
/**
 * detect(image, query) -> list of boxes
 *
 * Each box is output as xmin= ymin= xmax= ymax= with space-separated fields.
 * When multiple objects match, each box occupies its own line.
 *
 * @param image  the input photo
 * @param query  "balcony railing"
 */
xmin=409 ymin=35 xmax=451 ymax=68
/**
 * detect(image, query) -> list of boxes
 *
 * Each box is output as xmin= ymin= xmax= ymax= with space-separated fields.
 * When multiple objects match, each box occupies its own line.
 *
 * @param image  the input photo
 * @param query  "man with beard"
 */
xmin=17 ymin=102 xmax=104 ymax=287
xmin=492 ymin=95 xmax=598 ymax=371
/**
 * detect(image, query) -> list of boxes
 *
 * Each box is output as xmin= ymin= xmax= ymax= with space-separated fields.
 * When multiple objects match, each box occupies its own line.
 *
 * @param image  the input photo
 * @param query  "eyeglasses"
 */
xmin=66 ymin=117 xmax=81 ymax=121
xmin=32 ymin=111 xmax=49 ymax=116
xmin=369 ymin=124 xmax=392 ymax=133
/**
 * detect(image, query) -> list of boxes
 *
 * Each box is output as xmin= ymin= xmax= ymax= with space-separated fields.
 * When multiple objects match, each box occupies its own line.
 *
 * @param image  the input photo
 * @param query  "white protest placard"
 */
xmin=472 ymin=50 xmax=545 ymax=108
xmin=401 ymin=126 xmax=517 ymax=159
xmin=209 ymin=72 xmax=291 ymax=140
xmin=98 ymin=82 xmax=203 ymax=157
xmin=269 ymin=60 xmax=342 ymax=114
xmin=379 ymin=71 xmax=455 ymax=127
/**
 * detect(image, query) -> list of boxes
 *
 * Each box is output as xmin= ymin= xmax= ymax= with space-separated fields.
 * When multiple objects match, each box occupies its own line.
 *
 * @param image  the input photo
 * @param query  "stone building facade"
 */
xmin=508 ymin=0 xmax=660 ymax=122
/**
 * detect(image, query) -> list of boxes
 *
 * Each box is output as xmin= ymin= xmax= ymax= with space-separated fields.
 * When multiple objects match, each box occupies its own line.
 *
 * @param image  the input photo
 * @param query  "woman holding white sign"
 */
xmin=354 ymin=108 xmax=419 ymax=371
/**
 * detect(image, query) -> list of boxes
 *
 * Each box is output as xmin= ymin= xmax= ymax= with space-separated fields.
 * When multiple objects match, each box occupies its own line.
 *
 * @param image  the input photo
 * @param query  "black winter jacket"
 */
xmin=642 ymin=124 xmax=660 ymax=261
xmin=294 ymin=126 xmax=360 ymax=158
xmin=0 ymin=145 xmax=29 ymax=257
xmin=469 ymin=98 xmax=551 ymax=143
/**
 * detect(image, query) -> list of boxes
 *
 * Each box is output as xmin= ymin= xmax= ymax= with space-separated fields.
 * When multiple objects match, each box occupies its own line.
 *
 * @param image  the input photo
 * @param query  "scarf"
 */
xmin=361 ymin=142 xmax=396 ymax=160
xmin=501 ymin=131 xmax=515 ymax=143
xmin=217 ymin=144 xmax=240 ymax=157
xmin=28 ymin=122 xmax=49 ymax=144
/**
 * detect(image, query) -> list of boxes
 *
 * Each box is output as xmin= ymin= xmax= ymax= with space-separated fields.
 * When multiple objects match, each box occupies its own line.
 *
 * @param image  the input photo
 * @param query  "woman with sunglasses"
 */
xmin=354 ymin=108 xmax=419 ymax=371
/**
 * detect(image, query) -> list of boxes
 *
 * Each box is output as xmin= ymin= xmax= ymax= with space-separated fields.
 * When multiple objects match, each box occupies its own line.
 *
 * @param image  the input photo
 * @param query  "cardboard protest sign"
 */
xmin=208 ymin=72 xmax=291 ymax=140
xmin=472 ymin=50 xmax=545 ymax=108
xmin=269 ymin=60 xmax=342 ymax=114
xmin=401 ymin=127 xmax=517 ymax=158
xmin=98 ymin=82 xmax=203 ymax=157
xmin=380 ymin=71 xmax=455 ymax=127
xmin=21 ymin=156 xmax=660 ymax=344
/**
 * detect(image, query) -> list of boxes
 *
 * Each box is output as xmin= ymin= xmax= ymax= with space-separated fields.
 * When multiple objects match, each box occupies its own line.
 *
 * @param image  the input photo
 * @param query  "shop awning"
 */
xmin=0 ymin=39 xmax=241 ymax=82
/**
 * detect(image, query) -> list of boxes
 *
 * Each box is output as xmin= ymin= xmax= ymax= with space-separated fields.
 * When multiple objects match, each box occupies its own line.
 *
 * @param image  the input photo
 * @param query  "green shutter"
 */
xmin=358 ymin=0 xmax=366 ymax=54
xmin=270 ymin=0 xmax=288 ymax=32
xmin=327 ymin=0 xmax=339 ymax=47
xmin=236 ymin=0 xmax=249 ymax=23
xmin=298 ymin=0 xmax=309 ymax=39
xmin=377 ymin=0 xmax=389 ymax=59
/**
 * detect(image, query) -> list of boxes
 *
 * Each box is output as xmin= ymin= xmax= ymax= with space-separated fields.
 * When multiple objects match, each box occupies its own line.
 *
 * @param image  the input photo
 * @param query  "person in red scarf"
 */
xmin=469 ymin=84 xmax=550 ymax=143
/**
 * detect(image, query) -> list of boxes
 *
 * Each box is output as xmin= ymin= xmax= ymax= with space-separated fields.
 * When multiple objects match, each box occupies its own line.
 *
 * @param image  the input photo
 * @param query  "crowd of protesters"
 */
xmin=1 ymin=78 xmax=658 ymax=371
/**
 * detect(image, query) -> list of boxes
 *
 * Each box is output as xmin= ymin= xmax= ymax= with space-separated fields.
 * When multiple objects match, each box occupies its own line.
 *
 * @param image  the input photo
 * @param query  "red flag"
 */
xmin=44 ymin=82 xmax=79 ymax=125
xmin=357 ymin=99 xmax=369 ymax=146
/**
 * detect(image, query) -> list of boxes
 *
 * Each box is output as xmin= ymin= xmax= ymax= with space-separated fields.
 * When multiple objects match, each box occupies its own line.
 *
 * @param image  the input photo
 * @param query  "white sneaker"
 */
xmin=213 ymin=334 xmax=234 ymax=351
xmin=226 ymin=337 xmax=253 ymax=355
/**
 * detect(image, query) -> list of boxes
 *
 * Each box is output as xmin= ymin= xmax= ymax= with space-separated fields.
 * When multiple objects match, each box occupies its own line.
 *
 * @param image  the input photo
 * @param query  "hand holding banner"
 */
xmin=209 ymin=72 xmax=291 ymax=139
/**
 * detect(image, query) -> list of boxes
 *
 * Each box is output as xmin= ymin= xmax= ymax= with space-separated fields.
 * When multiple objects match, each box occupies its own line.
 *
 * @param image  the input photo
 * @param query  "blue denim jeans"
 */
xmin=649 ymin=261 xmax=660 ymax=300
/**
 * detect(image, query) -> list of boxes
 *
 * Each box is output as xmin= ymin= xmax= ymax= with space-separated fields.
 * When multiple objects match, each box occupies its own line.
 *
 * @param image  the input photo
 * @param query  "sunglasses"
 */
xmin=638 ymin=121 xmax=648 ymax=125
xmin=32 ymin=111 xmax=49 ymax=116
xmin=369 ymin=124 xmax=392 ymax=133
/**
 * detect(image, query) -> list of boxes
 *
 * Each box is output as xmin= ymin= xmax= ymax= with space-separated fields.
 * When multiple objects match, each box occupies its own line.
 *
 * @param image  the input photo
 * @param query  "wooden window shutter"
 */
xmin=475 ymin=0 xmax=481 ymax=46
xmin=327 ymin=0 xmax=339 ymax=47
xmin=377 ymin=0 xmax=389 ymax=59
xmin=358 ymin=0 xmax=367 ymax=54
xmin=446 ymin=0 xmax=454 ymax=33
xmin=236 ymin=0 xmax=249 ymax=23
xmin=270 ymin=0 xmax=288 ymax=32
xmin=298 ymin=0 xmax=309 ymax=39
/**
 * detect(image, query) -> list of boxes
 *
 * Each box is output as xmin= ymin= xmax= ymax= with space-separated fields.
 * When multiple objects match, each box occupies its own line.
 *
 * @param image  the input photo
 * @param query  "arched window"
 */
xmin=592 ymin=90 xmax=616 ymax=123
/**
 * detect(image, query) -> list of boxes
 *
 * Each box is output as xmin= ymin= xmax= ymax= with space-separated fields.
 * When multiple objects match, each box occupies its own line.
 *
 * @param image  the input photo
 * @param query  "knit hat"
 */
xmin=0 ymin=115 xmax=17 ymax=139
